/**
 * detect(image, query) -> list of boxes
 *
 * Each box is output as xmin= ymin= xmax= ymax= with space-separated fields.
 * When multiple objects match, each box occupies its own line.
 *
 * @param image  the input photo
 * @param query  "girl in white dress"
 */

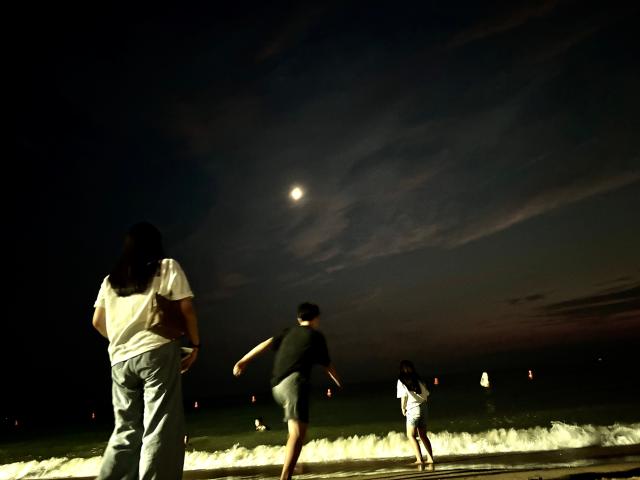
xmin=397 ymin=360 xmax=434 ymax=464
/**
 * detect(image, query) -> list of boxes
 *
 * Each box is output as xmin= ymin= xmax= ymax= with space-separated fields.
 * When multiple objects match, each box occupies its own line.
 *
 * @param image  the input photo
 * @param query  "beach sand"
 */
xmin=38 ymin=444 xmax=640 ymax=480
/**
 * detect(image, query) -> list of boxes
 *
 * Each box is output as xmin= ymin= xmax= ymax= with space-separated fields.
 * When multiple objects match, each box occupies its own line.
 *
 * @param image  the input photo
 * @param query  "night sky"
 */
xmin=12 ymin=1 xmax=640 ymax=413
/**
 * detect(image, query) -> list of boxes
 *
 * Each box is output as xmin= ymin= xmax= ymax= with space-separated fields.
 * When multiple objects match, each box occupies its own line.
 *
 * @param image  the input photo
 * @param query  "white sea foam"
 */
xmin=2 ymin=422 xmax=638 ymax=479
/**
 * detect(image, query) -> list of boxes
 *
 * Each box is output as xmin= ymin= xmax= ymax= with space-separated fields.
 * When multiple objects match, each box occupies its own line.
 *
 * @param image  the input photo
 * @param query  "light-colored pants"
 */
xmin=98 ymin=341 xmax=185 ymax=480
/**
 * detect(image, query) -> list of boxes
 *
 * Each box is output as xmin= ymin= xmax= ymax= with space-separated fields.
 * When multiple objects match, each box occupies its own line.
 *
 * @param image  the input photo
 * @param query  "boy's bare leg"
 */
xmin=405 ymin=425 xmax=423 ymax=464
xmin=281 ymin=419 xmax=307 ymax=480
xmin=417 ymin=426 xmax=434 ymax=463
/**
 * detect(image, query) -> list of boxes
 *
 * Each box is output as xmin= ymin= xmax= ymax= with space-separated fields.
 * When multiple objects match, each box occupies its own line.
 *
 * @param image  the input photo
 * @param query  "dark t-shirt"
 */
xmin=271 ymin=326 xmax=331 ymax=387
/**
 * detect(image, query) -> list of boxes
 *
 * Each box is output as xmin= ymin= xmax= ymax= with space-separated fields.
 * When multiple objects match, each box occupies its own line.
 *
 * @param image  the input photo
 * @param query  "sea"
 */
xmin=1 ymin=363 xmax=639 ymax=479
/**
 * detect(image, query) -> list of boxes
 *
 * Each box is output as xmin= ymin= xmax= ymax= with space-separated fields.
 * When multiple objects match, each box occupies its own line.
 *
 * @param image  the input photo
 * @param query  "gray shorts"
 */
xmin=406 ymin=403 xmax=427 ymax=429
xmin=272 ymin=372 xmax=310 ymax=424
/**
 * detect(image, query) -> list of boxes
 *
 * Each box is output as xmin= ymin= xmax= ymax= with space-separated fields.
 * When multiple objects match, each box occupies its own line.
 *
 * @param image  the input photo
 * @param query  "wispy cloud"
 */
xmin=286 ymin=194 xmax=351 ymax=262
xmin=448 ymin=0 xmax=559 ymax=48
xmin=595 ymin=276 xmax=634 ymax=287
xmin=444 ymin=171 xmax=640 ymax=248
xmin=204 ymin=272 xmax=254 ymax=302
xmin=256 ymin=3 xmax=329 ymax=62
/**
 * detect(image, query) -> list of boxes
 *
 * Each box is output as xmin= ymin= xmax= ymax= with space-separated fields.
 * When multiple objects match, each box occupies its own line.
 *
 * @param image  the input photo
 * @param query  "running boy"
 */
xmin=233 ymin=302 xmax=341 ymax=480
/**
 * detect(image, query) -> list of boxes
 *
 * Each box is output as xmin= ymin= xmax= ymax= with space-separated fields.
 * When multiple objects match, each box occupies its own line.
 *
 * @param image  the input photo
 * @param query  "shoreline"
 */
xmin=183 ymin=445 xmax=640 ymax=479
xmin=28 ymin=445 xmax=640 ymax=480
xmin=351 ymin=463 xmax=640 ymax=480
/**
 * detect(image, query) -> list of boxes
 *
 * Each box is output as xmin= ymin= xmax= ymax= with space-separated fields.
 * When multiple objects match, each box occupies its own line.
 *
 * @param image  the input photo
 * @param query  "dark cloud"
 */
xmin=516 ymin=284 xmax=640 ymax=339
xmin=524 ymin=294 xmax=545 ymax=302
xmin=538 ymin=284 xmax=640 ymax=324
xmin=507 ymin=293 xmax=547 ymax=305
xmin=545 ymin=298 xmax=640 ymax=321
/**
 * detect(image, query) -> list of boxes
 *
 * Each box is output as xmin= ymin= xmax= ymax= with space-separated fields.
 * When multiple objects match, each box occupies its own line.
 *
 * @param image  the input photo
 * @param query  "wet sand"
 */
xmin=38 ymin=444 xmax=640 ymax=480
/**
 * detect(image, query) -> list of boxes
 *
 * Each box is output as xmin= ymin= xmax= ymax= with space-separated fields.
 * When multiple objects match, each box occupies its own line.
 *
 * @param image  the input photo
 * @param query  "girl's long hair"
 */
xmin=398 ymin=360 xmax=423 ymax=394
xmin=108 ymin=222 xmax=165 ymax=297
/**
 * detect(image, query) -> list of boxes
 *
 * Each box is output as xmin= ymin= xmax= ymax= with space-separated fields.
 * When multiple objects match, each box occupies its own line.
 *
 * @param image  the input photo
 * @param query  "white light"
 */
xmin=290 ymin=186 xmax=303 ymax=201
xmin=480 ymin=372 xmax=490 ymax=388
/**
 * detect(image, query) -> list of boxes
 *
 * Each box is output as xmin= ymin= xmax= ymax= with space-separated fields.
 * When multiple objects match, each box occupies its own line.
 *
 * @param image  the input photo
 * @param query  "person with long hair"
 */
xmin=397 ymin=360 xmax=434 ymax=465
xmin=92 ymin=222 xmax=201 ymax=479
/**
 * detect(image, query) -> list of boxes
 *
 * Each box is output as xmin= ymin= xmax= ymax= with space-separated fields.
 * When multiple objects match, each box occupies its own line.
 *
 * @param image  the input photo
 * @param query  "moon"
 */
xmin=290 ymin=186 xmax=304 ymax=201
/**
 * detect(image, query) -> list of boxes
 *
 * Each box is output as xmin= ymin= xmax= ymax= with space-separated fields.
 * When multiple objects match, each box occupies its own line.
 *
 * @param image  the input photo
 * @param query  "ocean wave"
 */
xmin=2 ymin=422 xmax=638 ymax=479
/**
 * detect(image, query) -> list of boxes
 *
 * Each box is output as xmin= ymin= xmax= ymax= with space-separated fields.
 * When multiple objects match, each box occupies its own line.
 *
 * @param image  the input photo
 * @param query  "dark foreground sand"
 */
xmin=42 ymin=444 xmax=640 ymax=480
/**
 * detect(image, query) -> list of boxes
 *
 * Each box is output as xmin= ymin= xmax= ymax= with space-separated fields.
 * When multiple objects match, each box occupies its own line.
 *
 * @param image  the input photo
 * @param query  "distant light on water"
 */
xmin=251 ymin=395 xmax=256 ymax=404
xmin=326 ymin=388 xmax=333 ymax=398
xmin=194 ymin=401 xmax=199 ymax=409
xmin=91 ymin=412 xmax=96 ymax=420
xmin=528 ymin=369 xmax=534 ymax=380
xmin=480 ymin=372 xmax=490 ymax=388
xmin=433 ymin=377 xmax=439 ymax=386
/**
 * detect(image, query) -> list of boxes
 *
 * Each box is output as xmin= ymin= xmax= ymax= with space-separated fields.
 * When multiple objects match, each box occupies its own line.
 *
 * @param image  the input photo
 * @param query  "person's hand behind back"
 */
xmin=181 ymin=349 xmax=198 ymax=374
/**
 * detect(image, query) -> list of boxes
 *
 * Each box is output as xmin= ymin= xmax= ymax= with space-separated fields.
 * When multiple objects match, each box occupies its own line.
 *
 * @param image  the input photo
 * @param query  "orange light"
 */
xmin=434 ymin=377 xmax=439 ymax=385
xmin=528 ymin=370 xmax=533 ymax=380
xmin=326 ymin=388 xmax=332 ymax=398
xmin=251 ymin=395 xmax=257 ymax=404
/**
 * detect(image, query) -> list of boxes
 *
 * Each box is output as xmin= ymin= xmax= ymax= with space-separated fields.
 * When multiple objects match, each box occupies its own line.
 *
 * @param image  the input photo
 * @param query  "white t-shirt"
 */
xmin=397 ymin=379 xmax=429 ymax=413
xmin=94 ymin=258 xmax=193 ymax=366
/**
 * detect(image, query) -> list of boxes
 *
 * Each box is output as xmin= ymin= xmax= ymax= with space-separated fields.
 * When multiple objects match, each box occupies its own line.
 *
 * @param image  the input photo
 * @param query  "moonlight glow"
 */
xmin=290 ymin=186 xmax=303 ymax=201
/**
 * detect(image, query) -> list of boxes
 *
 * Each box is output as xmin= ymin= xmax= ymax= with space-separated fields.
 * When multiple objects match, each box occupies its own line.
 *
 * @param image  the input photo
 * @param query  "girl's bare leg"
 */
xmin=405 ymin=424 xmax=423 ymax=464
xmin=417 ymin=426 xmax=434 ymax=464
